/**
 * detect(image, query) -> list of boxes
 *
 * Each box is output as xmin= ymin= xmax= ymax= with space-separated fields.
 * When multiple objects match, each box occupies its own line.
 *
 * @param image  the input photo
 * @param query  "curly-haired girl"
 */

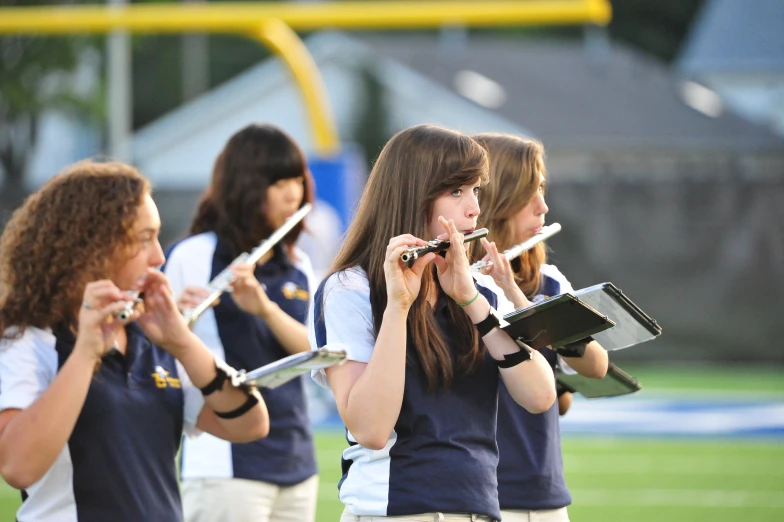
xmin=0 ymin=160 xmax=269 ymax=522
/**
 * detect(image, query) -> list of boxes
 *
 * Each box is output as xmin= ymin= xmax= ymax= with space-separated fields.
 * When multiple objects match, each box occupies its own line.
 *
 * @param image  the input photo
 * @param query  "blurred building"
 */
xmin=136 ymin=31 xmax=783 ymax=188
xmin=131 ymin=32 xmax=535 ymax=278
xmin=677 ymin=0 xmax=784 ymax=137
xmin=130 ymin=31 xmax=784 ymax=365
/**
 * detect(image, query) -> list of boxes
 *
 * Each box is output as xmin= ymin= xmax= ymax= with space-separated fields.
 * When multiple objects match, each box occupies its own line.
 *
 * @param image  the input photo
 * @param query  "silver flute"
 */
xmin=470 ymin=222 xmax=562 ymax=272
xmin=115 ymin=290 xmax=143 ymax=321
xmin=183 ymin=203 xmax=312 ymax=328
xmin=400 ymin=228 xmax=489 ymax=267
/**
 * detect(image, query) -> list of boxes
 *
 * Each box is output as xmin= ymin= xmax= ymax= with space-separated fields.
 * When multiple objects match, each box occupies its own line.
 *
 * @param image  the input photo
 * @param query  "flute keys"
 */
xmin=115 ymin=290 xmax=142 ymax=321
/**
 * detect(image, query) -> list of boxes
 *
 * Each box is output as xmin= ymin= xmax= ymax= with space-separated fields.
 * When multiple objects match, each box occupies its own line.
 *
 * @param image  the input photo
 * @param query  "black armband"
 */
xmin=201 ymin=358 xmax=261 ymax=418
xmin=555 ymin=336 xmax=594 ymax=358
xmin=496 ymin=341 xmax=534 ymax=369
xmin=474 ymin=309 xmax=501 ymax=337
xmin=214 ymin=387 xmax=261 ymax=419
xmin=199 ymin=358 xmax=248 ymax=396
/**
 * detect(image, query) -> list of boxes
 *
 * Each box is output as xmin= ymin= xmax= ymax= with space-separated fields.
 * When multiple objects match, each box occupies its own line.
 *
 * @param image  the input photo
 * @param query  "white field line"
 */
xmin=560 ymin=402 xmax=784 ymax=435
xmin=638 ymin=388 xmax=784 ymax=399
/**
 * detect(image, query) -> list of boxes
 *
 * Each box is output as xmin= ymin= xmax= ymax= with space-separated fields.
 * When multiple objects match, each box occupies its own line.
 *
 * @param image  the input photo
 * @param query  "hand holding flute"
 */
xmin=471 ymin=223 xmax=562 ymax=309
xmin=115 ymin=290 xmax=143 ymax=321
xmin=400 ymin=228 xmax=489 ymax=267
xmin=78 ymin=282 xmax=143 ymax=360
xmin=470 ymin=223 xmax=561 ymax=272
xmin=176 ymin=262 xmax=272 ymax=319
xmin=182 ymin=203 xmax=312 ymax=327
xmin=386 ymin=220 xmax=489 ymax=311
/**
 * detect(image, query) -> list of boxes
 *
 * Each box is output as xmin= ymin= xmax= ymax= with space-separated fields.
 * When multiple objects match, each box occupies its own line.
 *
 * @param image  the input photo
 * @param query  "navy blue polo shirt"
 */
xmin=0 ymin=323 xmax=198 ymax=522
xmin=310 ymin=267 xmax=509 ymax=519
xmin=496 ymin=264 xmax=574 ymax=510
xmin=165 ymin=232 xmax=317 ymax=485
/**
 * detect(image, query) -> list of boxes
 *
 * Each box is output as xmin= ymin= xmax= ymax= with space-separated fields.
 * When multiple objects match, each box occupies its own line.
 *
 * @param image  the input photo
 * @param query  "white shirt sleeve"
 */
xmin=163 ymin=233 xmax=217 ymax=300
xmin=163 ymin=245 xmax=186 ymax=300
xmin=176 ymin=359 xmax=204 ymax=439
xmin=0 ymin=328 xmax=58 ymax=412
xmin=292 ymin=247 xmax=318 ymax=330
xmin=540 ymin=264 xmax=575 ymax=295
xmin=309 ymin=268 xmax=376 ymax=389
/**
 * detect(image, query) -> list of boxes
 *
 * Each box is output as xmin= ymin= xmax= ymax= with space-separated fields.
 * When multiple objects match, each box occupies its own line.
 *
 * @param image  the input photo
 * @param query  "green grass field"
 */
xmin=2 ymin=366 xmax=783 ymax=521
xmin=316 ymin=435 xmax=784 ymax=521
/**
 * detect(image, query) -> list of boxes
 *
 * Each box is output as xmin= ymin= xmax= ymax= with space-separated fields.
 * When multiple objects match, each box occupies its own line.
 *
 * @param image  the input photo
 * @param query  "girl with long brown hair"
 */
xmin=310 ymin=124 xmax=556 ymax=521
xmin=471 ymin=133 xmax=608 ymax=522
xmin=0 ymin=160 xmax=269 ymax=522
xmin=164 ymin=124 xmax=319 ymax=522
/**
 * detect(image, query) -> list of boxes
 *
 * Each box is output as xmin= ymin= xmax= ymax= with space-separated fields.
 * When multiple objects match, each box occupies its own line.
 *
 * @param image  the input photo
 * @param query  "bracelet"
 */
xmin=456 ymin=290 xmax=480 ymax=307
xmin=214 ymin=388 xmax=260 ymax=419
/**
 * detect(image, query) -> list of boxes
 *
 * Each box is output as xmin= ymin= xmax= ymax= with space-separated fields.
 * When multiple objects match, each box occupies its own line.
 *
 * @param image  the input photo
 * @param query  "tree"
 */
xmin=350 ymin=60 xmax=389 ymax=171
xmin=0 ymin=0 xmax=100 ymax=216
xmin=608 ymin=0 xmax=707 ymax=62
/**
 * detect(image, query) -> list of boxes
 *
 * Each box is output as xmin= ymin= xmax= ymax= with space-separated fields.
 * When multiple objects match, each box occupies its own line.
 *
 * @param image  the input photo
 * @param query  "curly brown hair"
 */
xmin=0 ymin=160 xmax=150 ymax=338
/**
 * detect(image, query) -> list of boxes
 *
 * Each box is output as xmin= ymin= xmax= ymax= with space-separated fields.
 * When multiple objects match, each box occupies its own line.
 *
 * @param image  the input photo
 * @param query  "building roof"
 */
xmin=134 ymin=30 xmax=784 ymax=184
xmin=678 ymin=0 xmax=784 ymax=74
xmin=133 ymin=31 xmax=532 ymax=188
xmin=356 ymin=32 xmax=783 ymax=151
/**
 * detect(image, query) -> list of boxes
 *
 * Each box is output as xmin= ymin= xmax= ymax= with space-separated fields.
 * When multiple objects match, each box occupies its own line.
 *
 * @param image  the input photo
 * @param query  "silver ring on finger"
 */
xmin=82 ymin=301 xmax=92 ymax=310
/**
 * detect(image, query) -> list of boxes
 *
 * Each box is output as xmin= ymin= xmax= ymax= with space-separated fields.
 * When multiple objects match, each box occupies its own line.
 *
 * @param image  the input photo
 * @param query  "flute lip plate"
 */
xmin=465 ymin=228 xmax=488 ymax=240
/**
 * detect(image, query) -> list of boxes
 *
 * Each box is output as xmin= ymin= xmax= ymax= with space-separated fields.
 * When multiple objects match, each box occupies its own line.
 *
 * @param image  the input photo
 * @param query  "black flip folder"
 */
xmin=571 ymin=283 xmax=662 ymax=351
xmin=242 ymin=348 xmax=347 ymax=389
xmin=557 ymin=362 xmax=642 ymax=398
xmin=500 ymin=293 xmax=615 ymax=350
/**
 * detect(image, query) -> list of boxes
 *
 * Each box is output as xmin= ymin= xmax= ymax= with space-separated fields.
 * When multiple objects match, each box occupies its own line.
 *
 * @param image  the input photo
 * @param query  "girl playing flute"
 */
xmin=472 ymin=134 xmax=609 ymax=522
xmin=165 ymin=124 xmax=319 ymax=522
xmin=0 ymin=161 xmax=268 ymax=522
xmin=311 ymin=124 xmax=556 ymax=522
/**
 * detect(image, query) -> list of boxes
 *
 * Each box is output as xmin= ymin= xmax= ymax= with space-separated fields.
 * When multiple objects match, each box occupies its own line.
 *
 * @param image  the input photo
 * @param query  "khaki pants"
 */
xmin=182 ymin=475 xmax=318 ymax=522
xmin=340 ymin=508 xmax=495 ymax=521
xmin=499 ymin=507 xmax=570 ymax=522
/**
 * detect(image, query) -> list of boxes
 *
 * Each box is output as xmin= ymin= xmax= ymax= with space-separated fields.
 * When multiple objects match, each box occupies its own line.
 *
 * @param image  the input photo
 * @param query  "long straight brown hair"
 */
xmin=471 ymin=133 xmax=548 ymax=298
xmin=330 ymin=124 xmax=489 ymax=390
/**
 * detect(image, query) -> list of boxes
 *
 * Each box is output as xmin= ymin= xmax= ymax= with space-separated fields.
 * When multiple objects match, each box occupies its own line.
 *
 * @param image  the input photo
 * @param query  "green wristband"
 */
xmin=456 ymin=289 xmax=480 ymax=307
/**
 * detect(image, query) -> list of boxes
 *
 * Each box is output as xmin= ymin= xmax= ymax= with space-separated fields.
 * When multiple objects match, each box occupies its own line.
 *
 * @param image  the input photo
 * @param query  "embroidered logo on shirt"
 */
xmin=152 ymin=365 xmax=181 ymax=389
xmin=281 ymin=282 xmax=309 ymax=301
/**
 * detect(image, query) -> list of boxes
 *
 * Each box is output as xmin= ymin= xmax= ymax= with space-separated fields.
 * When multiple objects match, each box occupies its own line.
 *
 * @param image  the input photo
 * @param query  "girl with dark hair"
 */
xmin=471 ymin=133 xmax=608 ymax=522
xmin=163 ymin=123 xmax=318 ymax=522
xmin=310 ymin=124 xmax=556 ymax=521
xmin=0 ymin=161 xmax=269 ymax=522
